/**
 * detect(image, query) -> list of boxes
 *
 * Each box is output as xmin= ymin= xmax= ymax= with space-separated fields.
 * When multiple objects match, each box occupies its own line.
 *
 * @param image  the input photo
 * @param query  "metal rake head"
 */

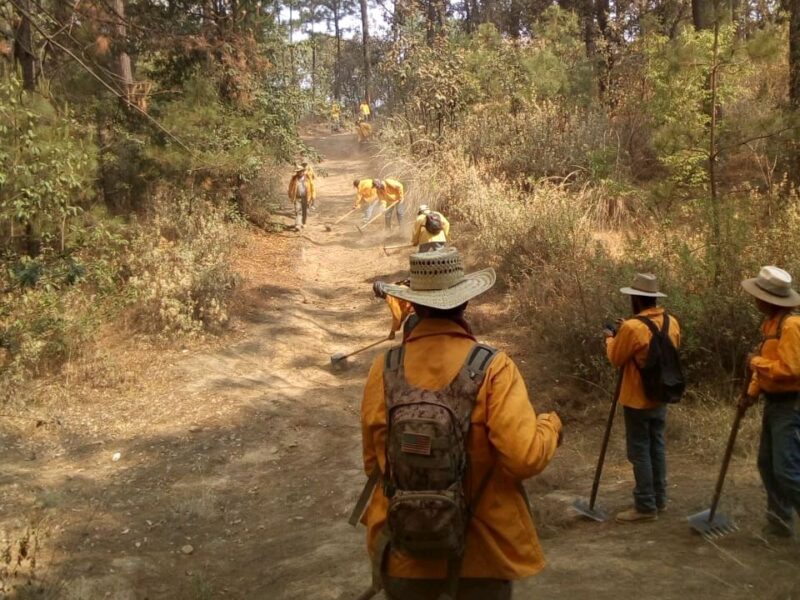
xmin=571 ymin=499 xmax=609 ymax=523
xmin=688 ymin=509 xmax=739 ymax=539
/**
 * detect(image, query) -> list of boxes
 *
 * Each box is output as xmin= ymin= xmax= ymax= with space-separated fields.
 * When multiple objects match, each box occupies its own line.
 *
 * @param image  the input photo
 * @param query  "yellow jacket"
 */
xmin=385 ymin=295 xmax=414 ymax=335
xmin=354 ymin=179 xmax=378 ymax=208
xmin=411 ymin=212 xmax=450 ymax=246
xmin=305 ymin=166 xmax=317 ymax=201
xmin=748 ymin=312 xmax=800 ymax=397
xmin=361 ymin=319 xmax=562 ymax=580
xmin=287 ymin=172 xmax=315 ymax=203
xmin=357 ymin=121 xmax=373 ymax=141
xmin=605 ymin=307 xmax=681 ymax=409
xmin=360 ymin=102 xmax=371 ymax=117
xmin=377 ymin=178 xmax=404 ymax=205
xmin=331 ymin=103 xmax=341 ymax=118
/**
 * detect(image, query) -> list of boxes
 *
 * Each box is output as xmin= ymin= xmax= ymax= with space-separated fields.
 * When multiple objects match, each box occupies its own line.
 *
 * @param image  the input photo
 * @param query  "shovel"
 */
xmin=324 ymin=207 xmax=358 ymax=232
xmin=330 ymin=336 xmax=391 ymax=366
xmin=687 ymin=370 xmax=751 ymax=538
xmin=572 ymin=369 xmax=623 ymax=522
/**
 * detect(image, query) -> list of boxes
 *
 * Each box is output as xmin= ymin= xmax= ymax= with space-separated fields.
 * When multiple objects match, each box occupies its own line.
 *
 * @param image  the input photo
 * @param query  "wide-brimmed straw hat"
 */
xmin=742 ymin=266 xmax=800 ymax=307
xmin=620 ymin=273 xmax=667 ymax=298
xmin=382 ymin=248 xmax=495 ymax=310
xmin=294 ymin=164 xmax=305 ymax=172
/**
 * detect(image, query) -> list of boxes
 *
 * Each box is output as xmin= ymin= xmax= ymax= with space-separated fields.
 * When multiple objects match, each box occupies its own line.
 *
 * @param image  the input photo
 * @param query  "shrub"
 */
xmin=127 ymin=194 xmax=239 ymax=337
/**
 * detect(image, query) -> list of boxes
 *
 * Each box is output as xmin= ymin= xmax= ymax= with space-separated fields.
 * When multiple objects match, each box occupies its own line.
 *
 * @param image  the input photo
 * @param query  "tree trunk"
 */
xmin=360 ymin=0 xmax=371 ymax=104
xmin=790 ymin=0 xmax=800 ymax=183
xmin=791 ymin=0 xmax=800 ymax=110
xmin=14 ymin=0 xmax=37 ymax=91
xmin=333 ymin=0 xmax=342 ymax=99
xmin=112 ymin=0 xmax=134 ymax=102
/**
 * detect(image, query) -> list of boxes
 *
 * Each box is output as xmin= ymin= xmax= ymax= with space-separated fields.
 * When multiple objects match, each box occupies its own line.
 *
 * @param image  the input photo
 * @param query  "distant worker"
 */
xmin=372 ymin=280 xmax=417 ymax=341
xmin=356 ymin=248 xmax=563 ymax=600
xmin=331 ymin=101 xmax=342 ymax=131
xmin=359 ymin=99 xmax=371 ymax=121
xmin=357 ymin=120 xmax=373 ymax=143
xmin=301 ymin=162 xmax=318 ymax=211
xmin=373 ymin=178 xmax=404 ymax=230
xmin=740 ymin=266 xmax=800 ymax=539
xmin=412 ymin=205 xmax=450 ymax=252
xmin=288 ymin=164 xmax=314 ymax=230
xmin=604 ymin=273 xmax=683 ymax=523
xmin=353 ymin=178 xmax=381 ymax=224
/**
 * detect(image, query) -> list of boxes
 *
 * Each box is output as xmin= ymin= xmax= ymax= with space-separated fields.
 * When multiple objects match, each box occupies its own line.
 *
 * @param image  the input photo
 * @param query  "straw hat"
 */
xmin=742 ymin=266 xmax=800 ymax=307
xmin=620 ymin=273 xmax=667 ymax=298
xmin=382 ymin=248 xmax=496 ymax=310
xmin=294 ymin=164 xmax=305 ymax=172
xmin=418 ymin=204 xmax=430 ymax=215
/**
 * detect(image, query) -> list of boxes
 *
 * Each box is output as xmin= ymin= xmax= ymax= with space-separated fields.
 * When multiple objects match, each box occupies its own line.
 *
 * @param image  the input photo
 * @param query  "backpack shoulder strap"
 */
xmin=464 ymin=342 xmax=498 ymax=382
xmin=633 ymin=315 xmax=661 ymax=338
xmin=384 ymin=345 xmax=405 ymax=375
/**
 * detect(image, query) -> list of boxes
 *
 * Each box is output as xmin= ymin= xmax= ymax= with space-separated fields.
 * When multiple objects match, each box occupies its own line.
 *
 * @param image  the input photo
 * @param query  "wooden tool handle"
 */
xmin=588 ymin=369 xmax=623 ymax=510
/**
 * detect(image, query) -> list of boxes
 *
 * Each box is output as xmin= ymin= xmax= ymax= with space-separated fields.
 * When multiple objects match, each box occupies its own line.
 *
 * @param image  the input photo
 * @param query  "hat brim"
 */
xmin=383 ymin=268 xmax=496 ymax=310
xmin=742 ymin=278 xmax=800 ymax=307
xmin=620 ymin=287 xmax=667 ymax=298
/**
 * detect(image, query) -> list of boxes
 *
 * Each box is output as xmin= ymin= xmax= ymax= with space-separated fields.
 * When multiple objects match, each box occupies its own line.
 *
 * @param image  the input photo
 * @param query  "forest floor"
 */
xmin=1 ymin=129 xmax=798 ymax=600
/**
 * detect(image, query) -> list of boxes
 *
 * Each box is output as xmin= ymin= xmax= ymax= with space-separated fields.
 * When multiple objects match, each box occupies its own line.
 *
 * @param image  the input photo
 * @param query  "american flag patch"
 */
xmin=401 ymin=432 xmax=432 ymax=456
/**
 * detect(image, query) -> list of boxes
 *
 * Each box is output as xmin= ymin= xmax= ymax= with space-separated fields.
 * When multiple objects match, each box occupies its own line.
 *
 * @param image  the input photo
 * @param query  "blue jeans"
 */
xmin=757 ymin=396 xmax=800 ymax=532
xmin=624 ymin=405 xmax=667 ymax=513
xmin=363 ymin=199 xmax=382 ymax=223
xmin=385 ymin=202 xmax=405 ymax=228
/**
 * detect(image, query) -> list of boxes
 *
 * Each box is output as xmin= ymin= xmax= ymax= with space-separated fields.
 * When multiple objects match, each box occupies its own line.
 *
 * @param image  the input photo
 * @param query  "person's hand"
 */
xmin=603 ymin=328 xmax=615 ymax=339
xmin=745 ymin=352 xmax=757 ymax=371
xmin=738 ymin=394 xmax=758 ymax=411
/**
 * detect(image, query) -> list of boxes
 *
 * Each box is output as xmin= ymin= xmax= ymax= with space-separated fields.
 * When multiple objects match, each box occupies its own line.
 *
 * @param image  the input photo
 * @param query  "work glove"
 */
xmin=738 ymin=394 xmax=758 ymax=411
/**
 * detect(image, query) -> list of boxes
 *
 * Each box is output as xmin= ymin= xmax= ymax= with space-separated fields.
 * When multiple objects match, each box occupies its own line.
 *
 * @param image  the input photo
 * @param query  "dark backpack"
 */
xmin=634 ymin=313 xmax=685 ymax=404
xmin=424 ymin=212 xmax=444 ymax=235
xmin=381 ymin=343 xmax=496 ymax=588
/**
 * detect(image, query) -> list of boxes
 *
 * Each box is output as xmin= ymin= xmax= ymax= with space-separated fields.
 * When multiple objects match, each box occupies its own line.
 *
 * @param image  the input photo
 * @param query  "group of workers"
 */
xmin=356 ymin=252 xmax=800 ymax=599
xmin=287 ymin=145 xmax=800 ymax=598
xmin=328 ymin=100 xmax=373 ymax=141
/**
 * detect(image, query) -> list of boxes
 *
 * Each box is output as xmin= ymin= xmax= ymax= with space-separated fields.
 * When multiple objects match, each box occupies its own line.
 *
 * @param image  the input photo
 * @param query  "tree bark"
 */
xmin=791 ymin=0 xmax=800 ymax=110
xmin=693 ymin=0 xmax=731 ymax=29
xmin=333 ymin=0 xmax=342 ymax=99
xmin=14 ymin=0 xmax=37 ymax=91
xmin=359 ymin=0 xmax=371 ymax=104
xmin=112 ymin=0 xmax=134 ymax=102
xmin=790 ymin=0 xmax=800 ymax=183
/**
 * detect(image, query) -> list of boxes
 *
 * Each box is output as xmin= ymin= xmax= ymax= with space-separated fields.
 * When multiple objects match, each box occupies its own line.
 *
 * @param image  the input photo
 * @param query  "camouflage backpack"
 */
xmin=382 ymin=343 xmax=496 ymax=592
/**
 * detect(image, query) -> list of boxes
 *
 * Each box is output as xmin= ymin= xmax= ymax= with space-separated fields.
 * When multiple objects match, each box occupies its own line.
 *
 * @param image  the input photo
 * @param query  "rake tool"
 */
xmin=572 ymin=369 xmax=623 ymax=522
xmin=687 ymin=405 xmax=747 ymax=538
xmin=324 ymin=207 xmax=358 ymax=232
xmin=330 ymin=335 xmax=391 ymax=366
xmin=356 ymin=204 xmax=390 ymax=235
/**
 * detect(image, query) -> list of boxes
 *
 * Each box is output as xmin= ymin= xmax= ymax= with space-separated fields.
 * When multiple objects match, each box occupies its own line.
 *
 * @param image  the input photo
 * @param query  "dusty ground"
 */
xmin=1 ymin=130 xmax=798 ymax=600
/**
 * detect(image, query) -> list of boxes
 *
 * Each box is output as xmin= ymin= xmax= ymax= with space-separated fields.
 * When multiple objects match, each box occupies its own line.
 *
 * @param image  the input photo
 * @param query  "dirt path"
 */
xmin=1 ymin=130 xmax=798 ymax=599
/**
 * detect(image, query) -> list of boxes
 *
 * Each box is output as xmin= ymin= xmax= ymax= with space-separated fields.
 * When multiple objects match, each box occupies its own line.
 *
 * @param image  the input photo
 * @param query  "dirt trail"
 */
xmin=1 ymin=130 xmax=798 ymax=599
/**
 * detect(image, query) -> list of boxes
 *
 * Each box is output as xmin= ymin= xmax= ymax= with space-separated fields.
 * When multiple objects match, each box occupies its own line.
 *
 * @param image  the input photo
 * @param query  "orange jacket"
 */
xmin=377 ymin=179 xmax=404 ymax=206
xmin=287 ymin=172 xmax=315 ymax=203
xmin=748 ymin=312 xmax=800 ymax=397
xmin=354 ymin=179 xmax=378 ymax=208
xmin=385 ymin=295 xmax=414 ymax=335
xmin=361 ymin=319 xmax=562 ymax=580
xmin=605 ymin=307 xmax=681 ymax=409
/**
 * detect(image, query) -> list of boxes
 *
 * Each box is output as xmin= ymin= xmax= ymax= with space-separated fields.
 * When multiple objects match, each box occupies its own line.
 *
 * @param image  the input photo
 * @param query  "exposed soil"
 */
xmin=1 ymin=130 xmax=798 ymax=600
